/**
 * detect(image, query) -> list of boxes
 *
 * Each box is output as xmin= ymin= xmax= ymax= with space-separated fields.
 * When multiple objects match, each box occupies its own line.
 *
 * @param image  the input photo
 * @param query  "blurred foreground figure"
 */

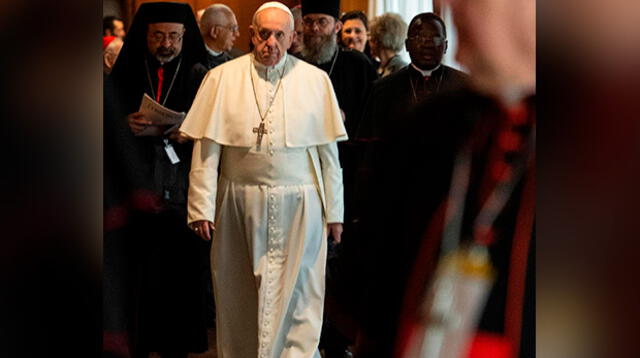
xmin=355 ymin=0 xmax=535 ymax=357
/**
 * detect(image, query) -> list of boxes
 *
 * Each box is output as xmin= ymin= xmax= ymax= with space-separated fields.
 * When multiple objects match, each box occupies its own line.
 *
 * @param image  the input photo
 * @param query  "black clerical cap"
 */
xmin=138 ymin=2 xmax=192 ymax=24
xmin=301 ymin=0 xmax=340 ymax=18
xmin=109 ymin=2 xmax=206 ymax=86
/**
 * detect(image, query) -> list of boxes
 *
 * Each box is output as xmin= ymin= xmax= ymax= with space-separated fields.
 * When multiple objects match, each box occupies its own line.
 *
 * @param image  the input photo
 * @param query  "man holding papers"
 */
xmin=103 ymin=2 xmax=210 ymax=357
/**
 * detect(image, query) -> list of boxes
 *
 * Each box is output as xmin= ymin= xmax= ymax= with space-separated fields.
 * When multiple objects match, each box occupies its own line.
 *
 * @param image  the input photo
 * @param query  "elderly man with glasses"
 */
xmin=197 ymin=4 xmax=239 ymax=70
xmin=180 ymin=2 xmax=347 ymax=357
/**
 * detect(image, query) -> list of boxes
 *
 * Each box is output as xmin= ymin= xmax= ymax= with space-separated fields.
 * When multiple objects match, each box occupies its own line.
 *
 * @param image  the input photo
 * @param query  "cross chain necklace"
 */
xmin=249 ymin=57 xmax=287 ymax=147
xmin=144 ymin=56 xmax=182 ymax=106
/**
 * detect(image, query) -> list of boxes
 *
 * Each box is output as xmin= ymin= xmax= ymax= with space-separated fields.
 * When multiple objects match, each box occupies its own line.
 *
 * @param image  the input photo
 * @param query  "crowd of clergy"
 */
xmin=103 ymin=0 xmax=535 ymax=358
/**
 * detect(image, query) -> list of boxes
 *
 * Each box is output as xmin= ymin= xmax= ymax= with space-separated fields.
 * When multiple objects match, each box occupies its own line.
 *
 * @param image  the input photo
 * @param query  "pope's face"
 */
xmin=147 ymin=22 xmax=185 ymax=64
xmin=250 ymin=8 xmax=295 ymax=66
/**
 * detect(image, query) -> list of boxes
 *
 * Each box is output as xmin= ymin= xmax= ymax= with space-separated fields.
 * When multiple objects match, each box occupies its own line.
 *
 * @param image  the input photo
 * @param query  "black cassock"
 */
xmin=104 ymin=25 xmax=211 ymax=358
xmin=354 ymin=64 xmax=469 ymax=219
xmin=314 ymin=48 xmax=378 ymax=226
xmin=334 ymin=64 xmax=469 ymax=340
xmin=104 ymin=52 xmax=209 ymax=357
xmin=310 ymin=48 xmax=377 ymax=347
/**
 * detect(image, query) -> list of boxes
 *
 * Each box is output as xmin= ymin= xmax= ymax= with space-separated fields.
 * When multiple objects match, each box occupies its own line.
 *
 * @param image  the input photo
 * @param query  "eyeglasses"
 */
xmin=148 ymin=31 xmax=185 ymax=43
xmin=407 ymin=36 xmax=445 ymax=46
xmin=254 ymin=28 xmax=287 ymax=42
xmin=302 ymin=17 xmax=333 ymax=29
xmin=215 ymin=24 xmax=239 ymax=33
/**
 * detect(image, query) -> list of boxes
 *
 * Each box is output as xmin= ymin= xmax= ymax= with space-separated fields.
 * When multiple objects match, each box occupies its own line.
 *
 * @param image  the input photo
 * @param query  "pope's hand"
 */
xmin=168 ymin=127 xmax=189 ymax=143
xmin=327 ymin=223 xmax=343 ymax=244
xmin=126 ymin=112 xmax=153 ymax=134
xmin=190 ymin=220 xmax=216 ymax=241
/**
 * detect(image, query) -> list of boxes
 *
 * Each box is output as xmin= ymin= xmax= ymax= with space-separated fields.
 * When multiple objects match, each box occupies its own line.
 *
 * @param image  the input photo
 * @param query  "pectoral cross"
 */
xmin=253 ymin=122 xmax=267 ymax=147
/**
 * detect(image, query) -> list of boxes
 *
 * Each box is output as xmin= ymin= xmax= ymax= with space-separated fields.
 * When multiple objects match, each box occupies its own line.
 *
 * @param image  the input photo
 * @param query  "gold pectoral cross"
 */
xmin=253 ymin=122 xmax=267 ymax=147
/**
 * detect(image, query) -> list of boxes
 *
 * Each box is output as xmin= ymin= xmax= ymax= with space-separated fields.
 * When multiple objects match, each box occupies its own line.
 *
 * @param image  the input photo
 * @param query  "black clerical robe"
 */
xmin=354 ymin=64 xmax=469 ymax=220
xmin=337 ymin=65 xmax=469 ymax=343
xmin=104 ymin=53 xmax=209 ymax=356
xmin=355 ymin=88 xmax=535 ymax=358
xmin=357 ymin=64 xmax=468 ymax=142
xmin=196 ymin=52 xmax=233 ymax=71
xmin=311 ymin=47 xmax=378 ymax=349
xmin=316 ymin=48 xmax=378 ymax=136
xmin=313 ymin=48 xmax=377 ymax=229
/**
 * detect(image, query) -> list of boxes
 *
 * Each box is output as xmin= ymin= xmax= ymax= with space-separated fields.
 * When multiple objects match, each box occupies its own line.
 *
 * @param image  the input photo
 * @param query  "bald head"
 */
xmin=200 ymin=4 xmax=236 ymax=36
xmin=200 ymin=4 xmax=239 ymax=52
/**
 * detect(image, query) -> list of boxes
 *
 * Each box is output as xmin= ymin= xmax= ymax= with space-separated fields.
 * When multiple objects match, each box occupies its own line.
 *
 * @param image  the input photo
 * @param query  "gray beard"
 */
xmin=301 ymin=34 xmax=338 ymax=65
xmin=155 ymin=47 xmax=178 ymax=64
xmin=156 ymin=54 xmax=177 ymax=64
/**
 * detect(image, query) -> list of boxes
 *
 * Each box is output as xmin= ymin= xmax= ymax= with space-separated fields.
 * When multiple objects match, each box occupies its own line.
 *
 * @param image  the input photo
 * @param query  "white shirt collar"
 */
xmin=252 ymin=52 xmax=288 ymax=72
xmin=205 ymin=45 xmax=224 ymax=57
xmin=411 ymin=63 xmax=441 ymax=77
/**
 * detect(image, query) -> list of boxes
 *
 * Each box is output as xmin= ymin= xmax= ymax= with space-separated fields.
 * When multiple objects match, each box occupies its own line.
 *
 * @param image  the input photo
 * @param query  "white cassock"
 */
xmin=180 ymin=53 xmax=347 ymax=358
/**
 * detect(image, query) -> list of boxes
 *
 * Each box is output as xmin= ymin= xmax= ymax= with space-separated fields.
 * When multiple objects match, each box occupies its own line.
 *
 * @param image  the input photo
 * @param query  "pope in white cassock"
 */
xmin=179 ymin=2 xmax=347 ymax=357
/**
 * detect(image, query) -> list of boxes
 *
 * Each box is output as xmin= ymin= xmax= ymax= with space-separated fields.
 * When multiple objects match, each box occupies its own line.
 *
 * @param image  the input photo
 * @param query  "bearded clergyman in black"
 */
xmin=298 ymin=1 xmax=378 ymax=355
xmin=103 ymin=3 xmax=209 ymax=357
xmin=299 ymin=0 xmax=378 ymax=225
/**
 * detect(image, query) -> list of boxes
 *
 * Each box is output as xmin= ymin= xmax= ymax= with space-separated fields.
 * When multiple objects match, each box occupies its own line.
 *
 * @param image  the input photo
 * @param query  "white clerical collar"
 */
xmin=205 ymin=45 xmax=224 ymax=57
xmin=252 ymin=52 xmax=288 ymax=72
xmin=411 ymin=63 xmax=441 ymax=77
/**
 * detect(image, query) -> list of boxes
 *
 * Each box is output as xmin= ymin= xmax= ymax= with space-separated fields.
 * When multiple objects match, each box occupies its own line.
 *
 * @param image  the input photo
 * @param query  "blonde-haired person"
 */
xmin=369 ymin=12 xmax=407 ymax=77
